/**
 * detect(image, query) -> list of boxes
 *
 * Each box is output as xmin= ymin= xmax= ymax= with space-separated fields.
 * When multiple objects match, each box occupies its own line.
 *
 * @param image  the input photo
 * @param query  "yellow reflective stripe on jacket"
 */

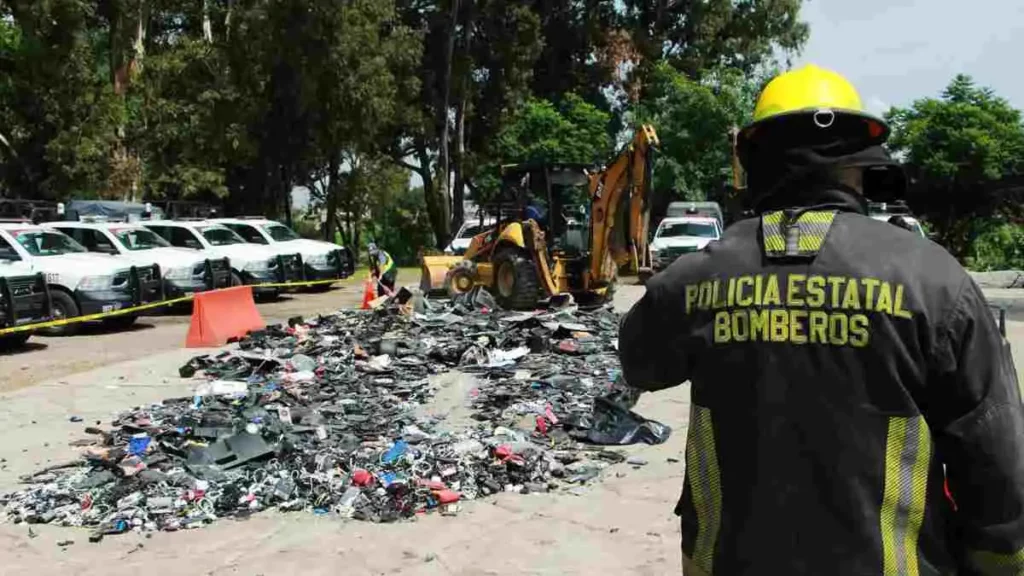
xmin=761 ymin=210 xmax=837 ymax=258
xmin=966 ymin=547 xmax=1024 ymax=575
xmin=380 ymin=251 xmax=395 ymax=274
xmin=761 ymin=211 xmax=786 ymax=253
xmin=686 ymin=404 xmax=722 ymax=574
xmin=880 ymin=415 xmax=932 ymax=576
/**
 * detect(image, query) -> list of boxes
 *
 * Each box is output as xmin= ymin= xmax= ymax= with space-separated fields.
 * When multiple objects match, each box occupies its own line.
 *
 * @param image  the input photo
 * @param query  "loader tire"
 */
xmin=492 ymin=249 xmax=540 ymax=310
xmin=445 ymin=260 xmax=478 ymax=298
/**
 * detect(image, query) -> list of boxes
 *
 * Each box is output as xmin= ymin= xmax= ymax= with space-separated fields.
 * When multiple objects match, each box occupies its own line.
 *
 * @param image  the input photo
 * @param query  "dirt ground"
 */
xmin=1 ymin=276 xmax=1023 ymax=575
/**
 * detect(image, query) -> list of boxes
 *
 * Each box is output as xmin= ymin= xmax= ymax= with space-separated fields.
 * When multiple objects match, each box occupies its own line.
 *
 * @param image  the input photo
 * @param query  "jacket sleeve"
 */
xmin=929 ymin=277 xmax=1024 ymax=574
xmin=618 ymin=277 xmax=691 ymax=392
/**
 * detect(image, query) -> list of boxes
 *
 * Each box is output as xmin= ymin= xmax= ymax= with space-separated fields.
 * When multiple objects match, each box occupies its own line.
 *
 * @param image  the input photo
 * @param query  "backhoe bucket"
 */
xmin=419 ymin=255 xmax=465 ymax=294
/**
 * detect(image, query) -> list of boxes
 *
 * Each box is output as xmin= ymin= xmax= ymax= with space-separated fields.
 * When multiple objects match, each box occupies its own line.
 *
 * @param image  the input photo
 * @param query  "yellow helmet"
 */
xmin=737 ymin=65 xmax=888 ymax=165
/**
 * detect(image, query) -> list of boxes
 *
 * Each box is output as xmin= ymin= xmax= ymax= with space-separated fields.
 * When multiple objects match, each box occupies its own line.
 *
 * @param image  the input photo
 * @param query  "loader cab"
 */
xmin=497 ymin=162 xmax=593 ymax=256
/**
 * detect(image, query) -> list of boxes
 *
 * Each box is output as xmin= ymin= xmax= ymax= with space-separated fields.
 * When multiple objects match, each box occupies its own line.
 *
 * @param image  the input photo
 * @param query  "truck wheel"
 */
xmin=305 ymin=282 xmax=334 ymax=293
xmin=102 ymin=315 xmax=137 ymax=330
xmin=492 ymin=249 xmax=540 ymax=310
xmin=42 ymin=290 xmax=80 ymax=337
xmin=230 ymin=271 xmax=243 ymax=287
xmin=445 ymin=261 xmax=478 ymax=298
xmin=0 ymin=333 xmax=31 ymax=349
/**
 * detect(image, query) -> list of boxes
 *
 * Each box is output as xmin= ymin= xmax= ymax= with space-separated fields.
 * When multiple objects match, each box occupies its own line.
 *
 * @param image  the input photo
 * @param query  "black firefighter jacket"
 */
xmin=619 ymin=195 xmax=1024 ymax=576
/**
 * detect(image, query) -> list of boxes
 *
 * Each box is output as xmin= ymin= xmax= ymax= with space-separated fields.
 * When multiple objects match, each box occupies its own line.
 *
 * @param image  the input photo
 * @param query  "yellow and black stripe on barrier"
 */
xmin=0 ymin=277 xmax=348 ymax=337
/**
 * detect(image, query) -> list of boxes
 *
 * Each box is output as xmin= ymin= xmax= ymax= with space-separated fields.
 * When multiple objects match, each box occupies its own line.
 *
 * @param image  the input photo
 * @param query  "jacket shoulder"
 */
xmin=830 ymin=214 xmax=970 ymax=289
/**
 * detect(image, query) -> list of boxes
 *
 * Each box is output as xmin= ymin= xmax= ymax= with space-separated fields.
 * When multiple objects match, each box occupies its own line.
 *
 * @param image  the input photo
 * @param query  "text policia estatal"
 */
xmin=684 ymin=274 xmax=914 ymax=348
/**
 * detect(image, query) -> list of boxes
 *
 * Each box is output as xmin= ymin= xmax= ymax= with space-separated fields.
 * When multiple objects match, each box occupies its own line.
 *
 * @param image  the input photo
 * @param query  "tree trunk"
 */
xmin=452 ymin=96 xmax=466 ymax=232
xmin=135 ymin=1 xmax=147 ymax=63
xmin=334 ymin=215 xmax=349 ymax=246
xmin=107 ymin=1 xmax=124 ymax=94
xmin=449 ymin=0 xmax=473 ymax=233
xmin=225 ymin=0 xmax=233 ymax=40
xmin=417 ymin=142 xmax=450 ymax=247
xmin=202 ymin=0 xmax=213 ymax=42
xmin=438 ymin=0 xmax=460 ymax=211
xmin=282 ymin=164 xmax=293 ymax=226
xmin=353 ymin=212 xmax=362 ymax=262
xmin=324 ymin=154 xmax=340 ymax=242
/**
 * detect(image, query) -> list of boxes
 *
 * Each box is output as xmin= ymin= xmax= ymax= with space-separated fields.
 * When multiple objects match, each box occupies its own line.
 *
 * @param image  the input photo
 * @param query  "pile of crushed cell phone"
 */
xmin=1 ymin=288 xmax=669 ymax=541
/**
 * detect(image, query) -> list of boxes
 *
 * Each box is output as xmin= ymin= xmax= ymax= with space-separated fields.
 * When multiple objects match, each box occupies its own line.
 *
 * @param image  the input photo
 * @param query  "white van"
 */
xmin=50 ymin=221 xmax=232 ymax=298
xmin=142 ymin=220 xmax=303 ymax=297
xmin=0 ymin=223 xmax=163 ymax=333
xmin=210 ymin=217 xmax=354 ymax=282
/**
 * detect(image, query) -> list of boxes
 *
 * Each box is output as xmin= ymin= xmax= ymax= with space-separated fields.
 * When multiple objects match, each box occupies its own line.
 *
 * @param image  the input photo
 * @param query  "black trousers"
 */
xmin=378 ymin=269 xmax=397 ymax=293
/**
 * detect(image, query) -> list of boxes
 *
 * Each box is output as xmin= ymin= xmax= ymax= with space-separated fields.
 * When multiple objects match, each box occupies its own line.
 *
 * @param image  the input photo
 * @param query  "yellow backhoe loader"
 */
xmin=419 ymin=124 xmax=659 ymax=309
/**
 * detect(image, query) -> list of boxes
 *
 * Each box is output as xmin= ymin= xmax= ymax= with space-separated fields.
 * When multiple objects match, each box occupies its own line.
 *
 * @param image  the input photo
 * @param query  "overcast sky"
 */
xmin=796 ymin=0 xmax=1024 ymax=115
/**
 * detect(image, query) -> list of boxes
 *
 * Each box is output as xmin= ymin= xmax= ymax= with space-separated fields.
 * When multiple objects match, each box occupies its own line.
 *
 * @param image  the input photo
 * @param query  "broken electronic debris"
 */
xmin=2 ymin=291 xmax=669 ymax=540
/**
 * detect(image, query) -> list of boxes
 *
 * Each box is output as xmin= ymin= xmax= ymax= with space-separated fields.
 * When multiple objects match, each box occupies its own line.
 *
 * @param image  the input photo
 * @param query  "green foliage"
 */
xmin=471 ymin=94 xmax=613 ymax=202
xmin=495 ymin=94 xmax=613 ymax=166
xmin=526 ymin=0 xmax=621 ymax=107
xmin=290 ymin=211 xmax=323 ymax=240
xmin=888 ymin=75 xmax=1024 ymax=182
xmin=967 ymin=222 xmax=1024 ymax=272
xmin=127 ymin=39 xmax=230 ymax=199
xmin=363 ymin=184 xmax=436 ymax=267
xmin=887 ymin=75 xmax=1024 ymax=259
xmin=1 ymin=0 xmax=123 ymax=198
xmin=0 ymin=0 xmax=810 ymax=248
xmin=622 ymin=0 xmax=807 ymax=87
xmin=632 ymin=63 xmax=764 ymax=203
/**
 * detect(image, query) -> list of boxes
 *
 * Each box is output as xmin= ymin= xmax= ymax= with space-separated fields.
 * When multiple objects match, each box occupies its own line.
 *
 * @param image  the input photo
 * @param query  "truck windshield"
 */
xmin=459 ymin=223 xmax=493 ymax=239
xmin=113 ymin=228 xmax=172 ymax=251
xmin=11 ymin=230 xmax=88 ymax=256
xmin=262 ymin=224 xmax=300 ymax=242
xmin=199 ymin=226 xmax=244 ymax=246
xmin=658 ymin=222 xmax=718 ymax=238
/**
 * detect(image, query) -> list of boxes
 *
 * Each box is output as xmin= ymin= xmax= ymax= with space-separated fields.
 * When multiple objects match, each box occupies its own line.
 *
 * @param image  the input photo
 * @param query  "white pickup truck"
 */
xmin=0 ymin=223 xmax=163 ymax=334
xmin=0 ymin=259 xmax=52 ymax=347
xmin=444 ymin=218 xmax=497 ymax=255
xmin=210 ymin=217 xmax=354 ymax=284
xmin=649 ymin=216 xmax=722 ymax=271
xmin=50 ymin=221 xmax=233 ymax=299
xmin=142 ymin=220 xmax=304 ymax=298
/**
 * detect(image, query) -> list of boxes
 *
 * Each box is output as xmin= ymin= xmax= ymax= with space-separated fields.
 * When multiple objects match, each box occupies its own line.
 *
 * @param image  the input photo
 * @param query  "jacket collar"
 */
xmin=754 ymin=185 xmax=868 ymax=216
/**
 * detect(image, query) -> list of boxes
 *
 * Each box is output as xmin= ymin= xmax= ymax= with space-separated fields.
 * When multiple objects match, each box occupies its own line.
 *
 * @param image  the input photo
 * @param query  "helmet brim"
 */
xmin=737 ymin=109 xmax=889 ymax=168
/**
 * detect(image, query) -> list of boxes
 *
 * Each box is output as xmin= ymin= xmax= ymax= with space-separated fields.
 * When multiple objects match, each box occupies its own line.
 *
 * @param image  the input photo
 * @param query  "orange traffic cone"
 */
xmin=360 ymin=276 xmax=376 ymax=310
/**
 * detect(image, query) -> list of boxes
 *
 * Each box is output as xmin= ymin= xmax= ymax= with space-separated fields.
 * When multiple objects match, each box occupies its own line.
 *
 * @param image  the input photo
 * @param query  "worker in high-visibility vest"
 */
xmin=619 ymin=64 xmax=1024 ymax=575
xmin=367 ymin=242 xmax=396 ymax=295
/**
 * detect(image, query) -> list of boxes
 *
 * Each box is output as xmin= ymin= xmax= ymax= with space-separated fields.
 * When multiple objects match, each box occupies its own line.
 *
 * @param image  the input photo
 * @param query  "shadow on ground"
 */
xmin=0 ymin=341 xmax=47 ymax=356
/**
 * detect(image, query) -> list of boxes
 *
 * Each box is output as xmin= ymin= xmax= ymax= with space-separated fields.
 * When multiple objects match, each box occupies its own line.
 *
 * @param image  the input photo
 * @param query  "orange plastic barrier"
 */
xmin=185 ymin=286 xmax=266 ymax=348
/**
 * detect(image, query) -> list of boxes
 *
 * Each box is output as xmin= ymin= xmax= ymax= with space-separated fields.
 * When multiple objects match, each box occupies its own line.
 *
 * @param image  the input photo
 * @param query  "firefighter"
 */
xmin=367 ymin=242 xmax=396 ymax=295
xmin=619 ymin=64 xmax=1024 ymax=575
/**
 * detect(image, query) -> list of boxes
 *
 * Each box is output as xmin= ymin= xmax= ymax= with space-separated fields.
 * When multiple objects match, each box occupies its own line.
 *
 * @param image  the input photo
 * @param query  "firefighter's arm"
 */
xmin=931 ymin=278 xmax=1024 ymax=574
xmin=618 ymin=276 xmax=691 ymax=392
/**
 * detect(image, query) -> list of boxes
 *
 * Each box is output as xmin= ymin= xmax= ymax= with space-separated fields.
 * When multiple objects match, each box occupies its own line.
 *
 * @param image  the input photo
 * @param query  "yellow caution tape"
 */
xmin=0 ymin=277 xmax=349 ymax=337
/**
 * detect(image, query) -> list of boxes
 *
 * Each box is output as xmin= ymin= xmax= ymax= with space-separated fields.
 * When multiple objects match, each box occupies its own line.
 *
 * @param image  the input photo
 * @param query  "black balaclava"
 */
xmin=741 ymin=118 xmax=906 ymax=215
